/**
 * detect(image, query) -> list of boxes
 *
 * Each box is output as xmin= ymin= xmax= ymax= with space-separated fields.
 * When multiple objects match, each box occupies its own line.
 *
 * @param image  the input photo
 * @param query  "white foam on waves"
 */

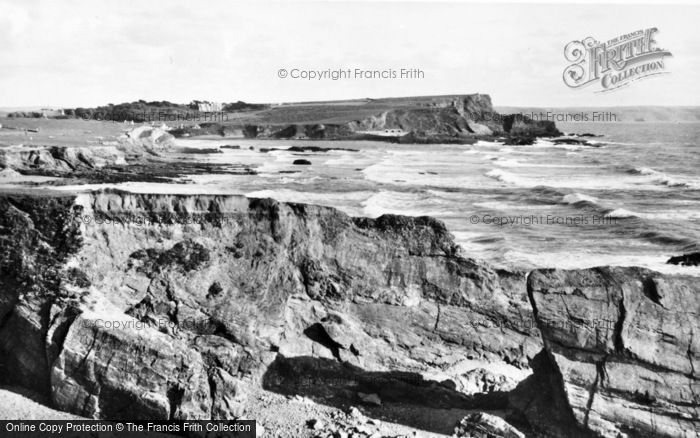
xmin=563 ymin=193 xmax=599 ymax=205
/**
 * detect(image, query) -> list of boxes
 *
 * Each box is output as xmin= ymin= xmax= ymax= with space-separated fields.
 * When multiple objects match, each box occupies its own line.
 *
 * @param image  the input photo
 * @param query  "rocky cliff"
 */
xmin=0 ymin=191 xmax=697 ymax=437
xmin=170 ymin=94 xmax=560 ymax=142
xmin=510 ymin=267 xmax=699 ymax=437
xmin=0 ymin=191 xmax=539 ymax=420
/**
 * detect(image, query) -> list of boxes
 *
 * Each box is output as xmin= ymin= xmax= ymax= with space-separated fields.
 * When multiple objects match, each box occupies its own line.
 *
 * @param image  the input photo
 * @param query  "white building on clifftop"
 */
xmin=197 ymin=102 xmax=222 ymax=112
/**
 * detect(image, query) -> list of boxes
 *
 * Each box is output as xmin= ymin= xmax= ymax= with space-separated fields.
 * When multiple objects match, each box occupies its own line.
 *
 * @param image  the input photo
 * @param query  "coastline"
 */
xmin=1 ymin=118 xmax=699 ymax=277
xmin=1 ymin=101 xmax=699 ymax=437
xmin=3 ymin=1 xmax=699 ymax=436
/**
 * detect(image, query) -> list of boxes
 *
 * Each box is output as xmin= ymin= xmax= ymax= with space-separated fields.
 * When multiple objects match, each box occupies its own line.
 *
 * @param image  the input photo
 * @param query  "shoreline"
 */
xmin=1 ymin=123 xmax=698 ymax=277
xmin=0 ymin=112 xmax=698 ymax=438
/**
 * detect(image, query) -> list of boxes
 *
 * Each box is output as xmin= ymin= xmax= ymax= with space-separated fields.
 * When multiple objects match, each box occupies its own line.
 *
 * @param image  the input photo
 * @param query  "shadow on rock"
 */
xmin=261 ymin=355 xmax=510 ymax=435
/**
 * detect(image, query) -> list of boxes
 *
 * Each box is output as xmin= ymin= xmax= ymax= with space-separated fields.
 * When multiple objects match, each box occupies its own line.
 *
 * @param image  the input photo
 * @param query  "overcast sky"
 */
xmin=1 ymin=1 xmax=698 ymax=108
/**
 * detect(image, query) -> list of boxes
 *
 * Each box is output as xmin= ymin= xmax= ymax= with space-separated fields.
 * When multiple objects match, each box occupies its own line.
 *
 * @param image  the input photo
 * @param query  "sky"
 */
xmin=1 ymin=0 xmax=699 ymax=108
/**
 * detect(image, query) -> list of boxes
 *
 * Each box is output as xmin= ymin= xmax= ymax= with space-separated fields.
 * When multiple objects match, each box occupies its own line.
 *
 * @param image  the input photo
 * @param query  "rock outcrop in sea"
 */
xmin=0 ymin=145 xmax=127 ymax=174
xmin=0 ymin=126 xmax=172 ymax=175
xmin=120 ymin=126 xmax=176 ymax=156
xmin=0 ymin=191 xmax=697 ymax=436
xmin=667 ymin=252 xmax=700 ymax=267
xmin=0 ymin=127 xmax=256 ymax=183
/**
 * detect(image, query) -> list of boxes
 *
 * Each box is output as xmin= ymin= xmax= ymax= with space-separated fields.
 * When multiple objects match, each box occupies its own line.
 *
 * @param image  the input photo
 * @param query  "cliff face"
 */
xmin=0 ymin=191 xmax=539 ymax=420
xmin=171 ymin=94 xmax=559 ymax=141
xmin=347 ymin=95 xmax=500 ymax=136
xmin=1 ymin=191 xmax=697 ymax=436
xmin=510 ymin=267 xmax=699 ymax=437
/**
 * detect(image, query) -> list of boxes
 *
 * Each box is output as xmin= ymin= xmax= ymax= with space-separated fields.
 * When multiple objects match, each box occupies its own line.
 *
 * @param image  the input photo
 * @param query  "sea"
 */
xmin=49 ymin=122 xmax=700 ymax=276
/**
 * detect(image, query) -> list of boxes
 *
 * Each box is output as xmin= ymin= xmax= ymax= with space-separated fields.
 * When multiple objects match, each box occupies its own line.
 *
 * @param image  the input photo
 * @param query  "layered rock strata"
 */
xmin=0 ymin=191 xmax=539 ymax=420
xmin=1 ymin=191 xmax=697 ymax=437
xmin=509 ymin=267 xmax=699 ymax=437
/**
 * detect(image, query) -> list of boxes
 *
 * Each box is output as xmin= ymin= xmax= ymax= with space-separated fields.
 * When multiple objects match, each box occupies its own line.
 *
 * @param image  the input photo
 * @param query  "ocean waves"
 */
xmin=626 ymin=166 xmax=700 ymax=189
xmin=145 ymin=125 xmax=700 ymax=275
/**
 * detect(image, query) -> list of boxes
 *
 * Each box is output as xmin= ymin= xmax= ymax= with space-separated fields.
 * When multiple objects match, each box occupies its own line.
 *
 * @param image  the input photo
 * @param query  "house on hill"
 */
xmin=196 ymin=102 xmax=222 ymax=112
xmin=41 ymin=108 xmax=65 ymax=118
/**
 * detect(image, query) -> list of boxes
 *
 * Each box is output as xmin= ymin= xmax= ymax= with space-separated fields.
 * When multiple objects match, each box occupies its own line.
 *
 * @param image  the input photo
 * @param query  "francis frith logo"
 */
xmin=563 ymin=28 xmax=672 ymax=92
